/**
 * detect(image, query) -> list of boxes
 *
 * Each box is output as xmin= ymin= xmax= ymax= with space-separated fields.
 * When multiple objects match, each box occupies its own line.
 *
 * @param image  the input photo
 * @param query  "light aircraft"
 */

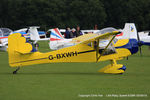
xmin=138 ymin=30 xmax=150 ymax=46
xmin=14 ymin=26 xmax=49 ymax=42
xmin=49 ymin=23 xmax=150 ymax=56
xmin=0 ymin=26 xmax=49 ymax=51
xmin=8 ymin=30 xmax=134 ymax=74
xmin=115 ymin=23 xmax=150 ymax=54
xmin=48 ymin=24 xmax=132 ymax=50
xmin=108 ymin=23 xmax=150 ymax=47
xmin=49 ymin=28 xmax=73 ymax=50
xmin=0 ymin=28 xmax=13 ymax=51
xmin=15 ymin=27 xmax=47 ymax=38
xmin=8 ymin=23 xmax=147 ymax=74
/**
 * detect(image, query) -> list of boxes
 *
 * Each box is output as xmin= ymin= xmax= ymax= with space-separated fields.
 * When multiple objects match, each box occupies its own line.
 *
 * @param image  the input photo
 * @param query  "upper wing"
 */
xmin=71 ymin=33 xmax=97 ymax=44
xmin=71 ymin=31 xmax=120 ymax=44
xmin=72 ymin=31 xmax=121 ymax=62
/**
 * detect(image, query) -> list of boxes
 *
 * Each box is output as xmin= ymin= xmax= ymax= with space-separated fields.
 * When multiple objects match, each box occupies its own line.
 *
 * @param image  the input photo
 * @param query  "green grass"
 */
xmin=0 ymin=42 xmax=150 ymax=100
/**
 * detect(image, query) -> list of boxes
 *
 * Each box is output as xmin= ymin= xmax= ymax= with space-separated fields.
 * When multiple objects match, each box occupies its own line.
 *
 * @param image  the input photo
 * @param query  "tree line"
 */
xmin=0 ymin=0 xmax=150 ymax=31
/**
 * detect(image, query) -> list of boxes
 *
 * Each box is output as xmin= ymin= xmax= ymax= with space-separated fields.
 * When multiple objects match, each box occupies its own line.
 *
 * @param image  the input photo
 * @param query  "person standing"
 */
xmin=94 ymin=24 xmax=98 ymax=30
xmin=75 ymin=26 xmax=83 ymax=37
xmin=70 ymin=28 xmax=76 ymax=38
xmin=65 ymin=27 xmax=71 ymax=39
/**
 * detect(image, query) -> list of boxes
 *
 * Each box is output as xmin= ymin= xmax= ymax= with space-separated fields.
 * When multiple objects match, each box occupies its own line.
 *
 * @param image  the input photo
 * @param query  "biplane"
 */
xmin=8 ymin=29 xmax=137 ymax=74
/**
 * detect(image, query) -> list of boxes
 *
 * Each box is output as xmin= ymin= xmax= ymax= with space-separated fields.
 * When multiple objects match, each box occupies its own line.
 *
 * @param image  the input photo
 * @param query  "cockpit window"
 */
xmin=88 ymin=38 xmax=116 ymax=56
xmin=98 ymin=39 xmax=116 ymax=55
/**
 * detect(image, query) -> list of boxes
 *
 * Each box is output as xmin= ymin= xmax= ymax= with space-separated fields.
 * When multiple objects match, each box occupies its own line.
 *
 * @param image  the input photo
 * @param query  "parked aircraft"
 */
xmin=8 ymin=31 xmax=126 ymax=74
xmin=0 ymin=28 xmax=13 ymax=51
xmin=49 ymin=23 xmax=150 ymax=54
xmin=6 ymin=23 xmax=149 ymax=74
xmin=0 ymin=26 xmax=49 ymax=51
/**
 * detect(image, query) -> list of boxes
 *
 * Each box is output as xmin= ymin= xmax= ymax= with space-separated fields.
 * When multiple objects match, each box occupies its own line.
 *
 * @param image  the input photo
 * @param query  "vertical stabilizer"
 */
xmin=122 ymin=23 xmax=138 ymax=39
xmin=50 ymin=28 xmax=64 ymax=41
xmin=29 ymin=26 xmax=40 ymax=41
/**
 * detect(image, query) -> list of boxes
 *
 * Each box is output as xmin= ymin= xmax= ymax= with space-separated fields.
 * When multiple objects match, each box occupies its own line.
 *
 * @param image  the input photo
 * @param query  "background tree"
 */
xmin=0 ymin=0 xmax=150 ymax=31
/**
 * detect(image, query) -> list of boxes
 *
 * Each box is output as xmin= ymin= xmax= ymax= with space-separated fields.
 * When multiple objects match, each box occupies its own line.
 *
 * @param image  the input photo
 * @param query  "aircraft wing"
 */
xmin=72 ymin=31 xmax=121 ymax=62
xmin=72 ymin=31 xmax=120 ymax=44
xmin=72 ymin=33 xmax=96 ymax=43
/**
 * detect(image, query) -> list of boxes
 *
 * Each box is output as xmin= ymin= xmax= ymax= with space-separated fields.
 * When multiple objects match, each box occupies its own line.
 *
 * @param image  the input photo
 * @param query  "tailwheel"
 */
xmin=98 ymin=59 xmax=126 ymax=74
xmin=13 ymin=67 xmax=20 ymax=74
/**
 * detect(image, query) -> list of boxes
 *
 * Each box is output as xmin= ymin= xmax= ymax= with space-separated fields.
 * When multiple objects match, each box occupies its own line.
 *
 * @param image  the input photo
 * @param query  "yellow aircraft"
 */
xmin=8 ymin=31 xmax=133 ymax=74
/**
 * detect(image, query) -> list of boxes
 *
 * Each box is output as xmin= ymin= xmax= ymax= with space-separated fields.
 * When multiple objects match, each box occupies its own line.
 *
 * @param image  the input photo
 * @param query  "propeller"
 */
xmin=25 ymin=27 xmax=30 ymax=33
xmin=137 ymin=31 xmax=142 ymax=56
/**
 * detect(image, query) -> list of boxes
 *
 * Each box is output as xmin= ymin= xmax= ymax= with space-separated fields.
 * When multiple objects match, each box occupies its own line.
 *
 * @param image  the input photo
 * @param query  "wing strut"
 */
xmin=96 ymin=35 xmax=116 ymax=62
xmin=96 ymin=39 xmax=100 ymax=62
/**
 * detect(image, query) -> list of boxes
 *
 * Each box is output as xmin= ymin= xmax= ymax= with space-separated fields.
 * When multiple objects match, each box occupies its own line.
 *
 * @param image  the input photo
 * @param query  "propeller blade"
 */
xmin=136 ymin=30 xmax=142 ymax=56
xmin=139 ymin=45 xmax=142 ymax=56
xmin=96 ymin=39 xmax=99 ymax=62
xmin=25 ymin=27 xmax=30 ymax=33
xmin=137 ymin=31 xmax=140 ymax=42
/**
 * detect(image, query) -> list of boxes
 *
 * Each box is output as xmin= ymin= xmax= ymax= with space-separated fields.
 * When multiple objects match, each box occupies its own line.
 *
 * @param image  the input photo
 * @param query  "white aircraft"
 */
xmin=49 ymin=23 xmax=150 ymax=51
xmin=115 ymin=23 xmax=150 ymax=47
xmin=0 ymin=26 xmax=49 ymax=51
xmin=14 ymin=26 xmax=49 ymax=43
xmin=0 ymin=28 xmax=13 ymax=51
xmin=49 ymin=28 xmax=118 ymax=50
xmin=49 ymin=28 xmax=73 ymax=50
xmin=138 ymin=30 xmax=150 ymax=45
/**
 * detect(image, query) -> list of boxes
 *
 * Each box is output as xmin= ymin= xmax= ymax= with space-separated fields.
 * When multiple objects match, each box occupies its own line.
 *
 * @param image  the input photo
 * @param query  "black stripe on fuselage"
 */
xmin=10 ymin=57 xmax=48 ymax=64
xmin=10 ymin=50 xmax=96 ymax=64
xmin=78 ymin=50 xmax=95 ymax=54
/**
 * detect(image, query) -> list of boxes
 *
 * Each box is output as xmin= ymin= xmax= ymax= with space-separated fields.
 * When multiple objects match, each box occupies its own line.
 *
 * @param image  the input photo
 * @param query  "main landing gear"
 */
xmin=98 ymin=59 xmax=126 ymax=74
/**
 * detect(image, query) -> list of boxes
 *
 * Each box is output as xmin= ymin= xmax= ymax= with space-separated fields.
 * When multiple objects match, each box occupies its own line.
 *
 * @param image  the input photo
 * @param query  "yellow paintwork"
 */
xmin=8 ymin=31 xmax=131 ymax=74
xmin=72 ymin=33 xmax=96 ymax=43
xmin=98 ymin=59 xmax=125 ymax=74
xmin=98 ymin=48 xmax=131 ymax=62
xmin=72 ymin=31 xmax=119 ymax=44
xmin=114 ymin=39 xmax=129 ymax=47
xmin=98 ymin=64 xmax=124 ymax=74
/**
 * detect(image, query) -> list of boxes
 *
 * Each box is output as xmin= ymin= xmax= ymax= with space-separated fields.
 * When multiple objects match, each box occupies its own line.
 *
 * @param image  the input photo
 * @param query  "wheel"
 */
xmin=13 ymin=71 xmax=17 ymax=74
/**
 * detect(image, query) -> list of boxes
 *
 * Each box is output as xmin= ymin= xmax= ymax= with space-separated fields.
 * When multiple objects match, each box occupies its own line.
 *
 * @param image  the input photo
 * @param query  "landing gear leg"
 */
xmin=13 ymin=67 xmax=20 ymax=74
xmin=98 ymin=59 xmax=126 ymax=74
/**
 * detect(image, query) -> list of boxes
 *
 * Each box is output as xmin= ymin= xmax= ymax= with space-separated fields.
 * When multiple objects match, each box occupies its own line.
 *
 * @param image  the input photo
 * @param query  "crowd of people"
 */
xmin=64 ymin=26 xmax=83 ymax=39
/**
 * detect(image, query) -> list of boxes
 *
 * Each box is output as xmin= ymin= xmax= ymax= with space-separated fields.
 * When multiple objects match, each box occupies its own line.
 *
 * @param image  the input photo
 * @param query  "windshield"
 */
xmin=96 ymin=27 xmax=117 ymax=34
xmin=88 ymin=36 xmax=116 ymax=55
xmin=98 ymin=37 xmax=116 ymax=55
xmin=0 ymin=30 xmax=3 ymax=37
xmin=0 ymin=28 xmax=13 ymax=36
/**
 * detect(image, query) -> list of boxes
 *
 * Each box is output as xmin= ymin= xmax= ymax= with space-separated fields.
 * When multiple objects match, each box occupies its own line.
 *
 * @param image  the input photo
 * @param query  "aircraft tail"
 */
xmin=29 ymin=26 xmax=40 ymax=41
xmin=121 ymin=23 xmax=138 ymax=39
xmin=50 ymin=28 xmax=64 ymax=41
xmin=49 ymin=28 xmax=64 ymax=50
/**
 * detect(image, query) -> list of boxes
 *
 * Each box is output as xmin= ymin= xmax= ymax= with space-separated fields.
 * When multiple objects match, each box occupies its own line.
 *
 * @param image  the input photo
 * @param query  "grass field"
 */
xmin=0 ymin=41 xmax=150 ymax=100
